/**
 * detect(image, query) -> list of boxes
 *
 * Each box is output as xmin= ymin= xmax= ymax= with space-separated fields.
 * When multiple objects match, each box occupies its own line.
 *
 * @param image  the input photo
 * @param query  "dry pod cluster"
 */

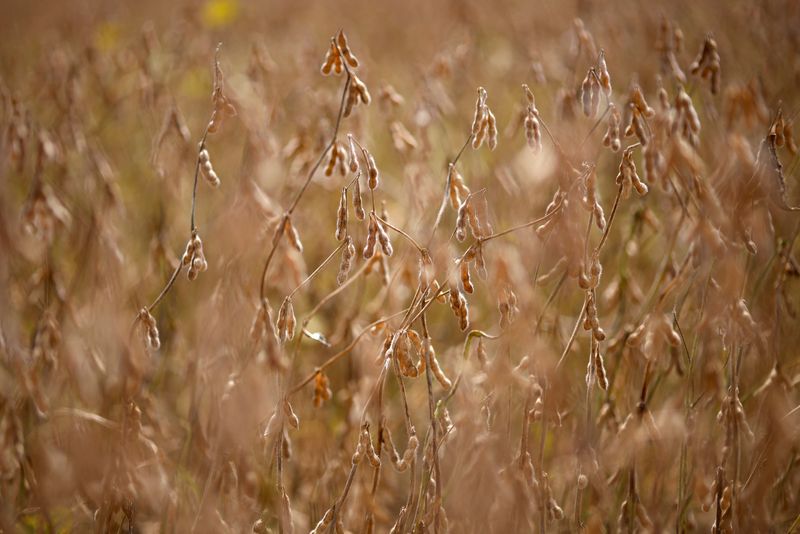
xmin=137 ymin=308 xmax=161 ymax=350
xmin=182 ymin=232 xmax=208 ymax=280
xmin=471 ymin=87 xmax=498 ymax=150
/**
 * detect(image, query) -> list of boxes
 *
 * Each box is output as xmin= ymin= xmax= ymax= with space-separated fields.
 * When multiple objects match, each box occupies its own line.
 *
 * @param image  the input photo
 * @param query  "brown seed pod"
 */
xmin=427 ymin=341 xmax=452 ymax=390
xmin=363 ymin=217 xmax=378 ymax=259
xmin=474 ymin=242 xmax=488 ymax=280
xmin=184 ymin=233 xmax=208 ymax=281
xmin=581 ymin=70 xmax=594 ymax=117
xmin=448 ymin=165 xmax=470 ymax=210
xmin=689 ymin=34 xmax=721 ymax=94
xmin=352 ymin=173 xmax=365 ymax=220
xmin=138 ymin=308 xmax=161 ymax=350
xmin=283 ymin=399 xmax=300 ymax=429
xmin=597 ymin=49 xmax=612 ymax=97
xmin=471 ymin=87 xmax=488 ymax=135
xmin=320 ymin=40 xmax=339 ymax=76
xmin=630 ymin=84 xmax=655 ymax=118
xmin=336 ymin=236 xmax=356 ymax=285
xmin=486 ymin=108 xmax=498 ymax=150
xmin=460 ymin=260 xmax=473 ymax=294
xmin=313 ymin=371 xmax=332 ymax=408
xmin=365 ymin=150 xmax=379 ymax=189
xmin=335 ymin=188 xmax=348 ymax=241
xmin=603 ymin=103 xmax=621 ymax=152
xmin=455 ymin=198 xmax=469 ymax=242
xmin=347 ymin=134 xmax=360 ymax=173
xmin=593 ymin=340 xmax=608 ymax=390
xmin=336 ymin=29 xmax=359 ymax=68
xmin=198 ymin=148 xmax=221 ymax=188
xmin=284 ymin=216 xmax=304 ymax=253
xmin=375 ymin=213 xmax=393 ymax=256
xmin=276 ymin=297 xmax=296 ymax=343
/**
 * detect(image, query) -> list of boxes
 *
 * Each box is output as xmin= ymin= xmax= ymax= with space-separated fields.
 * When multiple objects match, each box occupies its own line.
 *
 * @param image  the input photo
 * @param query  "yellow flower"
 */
xmin=202 ymin=0 xmax=239 ymax=28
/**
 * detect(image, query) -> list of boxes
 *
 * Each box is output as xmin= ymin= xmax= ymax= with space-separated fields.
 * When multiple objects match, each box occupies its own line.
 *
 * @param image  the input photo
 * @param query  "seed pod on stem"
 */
xmin=283 ymin=399 xmax=300 ymax=429
xmin=522 ymin=84 xmax=542 ymax=153
xmin=460 ymin=260 xmax=473 ymax=294
xmin=336 ymin=30 xmax=359 ymax=68
xmin=426 ymin=340 xmax=452 ymax=390
xmin=138 ymin=308 xmax=161 ymax=350
xmin=455 ymin=198 xmax=470 ymax=242
xmin=347 ymin=134 xmax=359 ymax=173
xmin=471 ymin=87 xmax=488 ymax=135
xmin=313 ymin=371 xmax=332 ymax=407
xmin=184 ymin=232 xmax=208 ymax=281
xmin=597 ymin=49 xmax=612 ymax=96
xmin=352 ymin=172 xmax=365 ymax=220
xmin=486 ymin=108 xmax=498 ymax=150
xmin=603 ymin=104 xmax=621 ymax=152
xmin=335 ymin=188 xmax=348 ymax=241
xmin=198 ymin=148 xmax=221 ymax=188
xmin=337 ymin=236 xmax=356 ymax=285
xmin=284 ymin=216 xmax=303 ymax=253
xmin=363 ymin=217 xmax=378 ymax=259
xmin=375 ymin=214 xmax=393 ymax=256
xmin=365 ymin=149 xmax=379 ymax=189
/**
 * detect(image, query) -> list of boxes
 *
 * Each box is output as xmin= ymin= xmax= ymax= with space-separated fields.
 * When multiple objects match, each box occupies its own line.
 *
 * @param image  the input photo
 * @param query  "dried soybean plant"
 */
xmin=135 ymin=45 xmax=235 ymax=351
xmin=1 ymin=3 xmax=800 ymax=534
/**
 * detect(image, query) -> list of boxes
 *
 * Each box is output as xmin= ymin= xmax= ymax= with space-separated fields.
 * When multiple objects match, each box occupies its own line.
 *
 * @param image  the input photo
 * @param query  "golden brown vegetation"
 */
xmin=1 ymin=1 xmax=800 ymax=532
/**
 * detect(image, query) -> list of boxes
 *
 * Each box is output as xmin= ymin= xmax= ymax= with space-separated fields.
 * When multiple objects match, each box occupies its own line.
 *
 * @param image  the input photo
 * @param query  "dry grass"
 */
xmin=1 ymin=0 xmax=800 ymax=532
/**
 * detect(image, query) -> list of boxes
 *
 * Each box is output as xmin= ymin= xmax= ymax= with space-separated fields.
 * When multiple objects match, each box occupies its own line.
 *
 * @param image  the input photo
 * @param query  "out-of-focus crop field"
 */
xmin=1 ymin=0 xmax=800 ymax=532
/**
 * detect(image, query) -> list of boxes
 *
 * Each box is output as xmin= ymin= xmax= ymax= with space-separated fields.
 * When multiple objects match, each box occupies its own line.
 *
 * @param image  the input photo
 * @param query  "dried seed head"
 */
xmin=138 ymin=307 xmax=161 ymax=350
xmin=337 ymin=236 xmax=356 ymax=285
xmin=675 ymin=86 xmax=701 ymax=143
xmin=198 ymin=148 xmax=221 ymax=188
xmin=427 ymin=341 xmax=452 ymax=390
xmin=320 ymin=40 xmax=339 ymax=76
xmin=471 ymin=87 xmax=496 ymax=150
xmin=335 ymin=188 xmax=348 ymax=241
xmin=347 ymin=134 xmax=360 ymax=173
xmin=313 ymin=371 xmax=332 ymax=407
xmin=522 ymin=84 xmax=542 ymax=153
xmin=616 ymin=147 xmax=648 ymax=197
xmin=630 ymin=84 xmax=656 ymax=118
xmin=455 ymin=198 xmax=470 ymax=242
xmin=580 ymin=163 xmax=606 ymax=232
xmin=689 ymin=34 xmax=721 ymax=94
xmin=344 ymin=74 xmax=371 ymax=117
xmin=448 ymin=165 xmax=470 ymax=210
xmin=474 ymin=242 xmax=488 ymax=280
xmin=283 ymin=399 xmax=300 ymax=429
xmin=597 ymin=49 xmax=612 ymax=96
xmin=365 ymin=150 xmax=379 ymax=189
xmin=324 ymin=143 xmax=340 ymax=177
xmin=448 ymin=283 xmax=470 ymax=331
xmin=284 ymin=216 xmax=304 ymax=253
xmin=375 ymin=216 xmax=393 ymax=257
xmin=581 ymin=70 xmax=595 ymax=118
xmin=276 ymin=297 xmax=296 ymax=343
xmin=363 ymin=217 xmax=378 ymax=259
xmin=471 ymin=87 xmax=488 ymax=135
xmin=336 ymin=29 xmax=359 ymax=68
xmin=184 ymin=232 xmax=208 ymax=280
xmin=352 ymin=172 xmax=366 ymax=220
xmin=486 ymin=108 xmax=498 ymax=150
xmin=207 ymin=49 xmax=236 ymax=134
xmin=593 ymin=340 xmax=608 ymax=390
xmin=460 ymin=260 xmax=473 ymax=294
xmin=603 ymin=104 xmax=621 ymax=152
